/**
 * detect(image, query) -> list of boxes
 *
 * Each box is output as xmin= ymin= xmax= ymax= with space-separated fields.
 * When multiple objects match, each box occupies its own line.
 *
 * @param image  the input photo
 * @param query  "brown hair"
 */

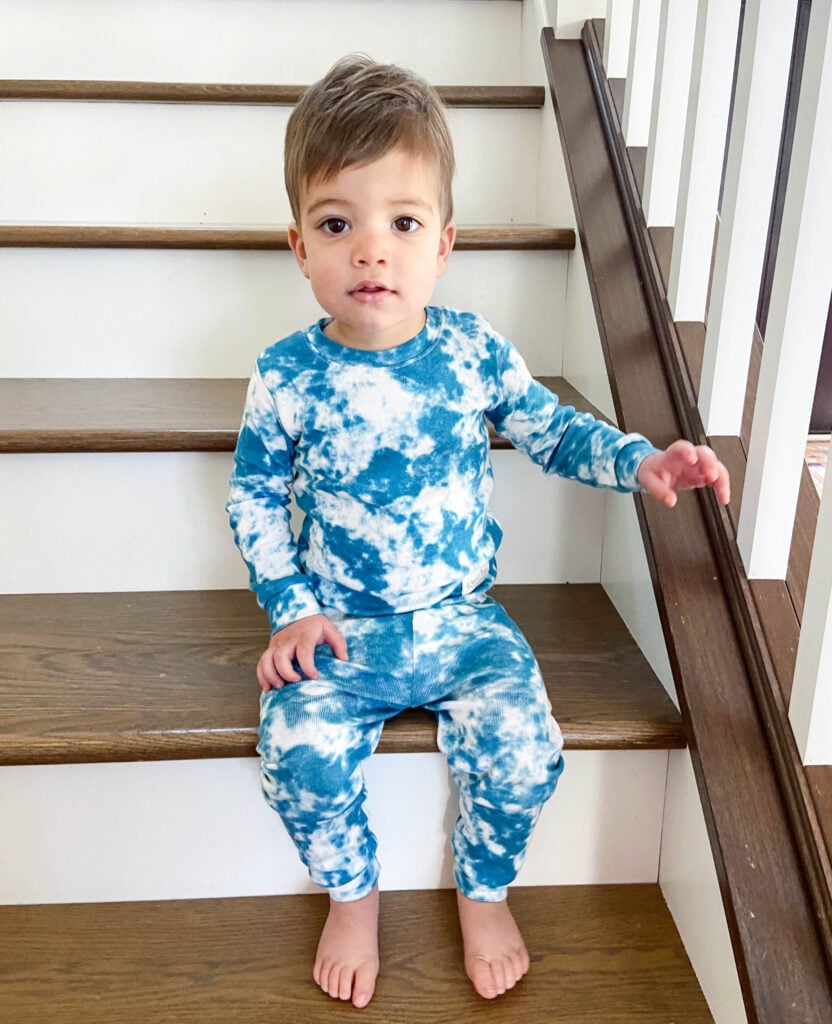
xmin=285 ymin=54 xmax=455 ymax=226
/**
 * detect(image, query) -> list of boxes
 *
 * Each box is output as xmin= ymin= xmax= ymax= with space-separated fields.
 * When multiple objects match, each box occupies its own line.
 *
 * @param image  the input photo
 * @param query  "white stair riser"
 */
xmin=0 ymin=106 xmax=543 ymax=226
xmin=0 ymin=250 xmax=567 ymax=378
xmin=0 ymin=451 xmax=606 ymax=593
xmin=3 ymin=0 xmax=526 ymax=85
xmin=0 ymin=749 xmax=668 ymax=905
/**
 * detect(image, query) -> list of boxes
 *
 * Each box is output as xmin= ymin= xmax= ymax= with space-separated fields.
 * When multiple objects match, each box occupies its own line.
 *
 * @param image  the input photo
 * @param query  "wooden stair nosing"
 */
xmin=0 ymin=224 xmax=576 ymax=251
xmin=0 ymin=80 xmax=546 ymax=108
xmin=0 ymin=584 xmax=685 ymax=766
xmin=0 ymin=886 xmax=712 ymax=1024
xmin=0 ymin=376 xmax=608 ymax=453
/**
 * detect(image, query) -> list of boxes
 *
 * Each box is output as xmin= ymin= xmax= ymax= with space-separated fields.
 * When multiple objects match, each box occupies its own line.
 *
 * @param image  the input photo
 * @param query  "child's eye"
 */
xmin=393 ymin=216 xmax=421 ymax=233
xmin=320 ymin=218 xmax=350 ymax=235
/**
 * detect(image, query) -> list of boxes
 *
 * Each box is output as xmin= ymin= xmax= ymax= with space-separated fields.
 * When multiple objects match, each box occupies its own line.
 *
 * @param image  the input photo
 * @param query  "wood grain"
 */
xmin=0 ymin=224 xmax=575 ymax=251
xmin=0 ymin=377 xmax=606 ymax=453
xmin=546 ymin=23 xmax=832 ymax=1018
xmin=0 ymin=885 xmax=711 ymax=1024
xmin=0 ymin=80 xmax=545 ymax=107
xmin=0 ymin=584 xmax=683 ymax=766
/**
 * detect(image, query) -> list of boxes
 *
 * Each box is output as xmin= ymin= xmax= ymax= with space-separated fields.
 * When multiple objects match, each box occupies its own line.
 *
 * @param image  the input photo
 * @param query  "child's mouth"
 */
xmin=350 ymin=283 xmax=392 ymax=303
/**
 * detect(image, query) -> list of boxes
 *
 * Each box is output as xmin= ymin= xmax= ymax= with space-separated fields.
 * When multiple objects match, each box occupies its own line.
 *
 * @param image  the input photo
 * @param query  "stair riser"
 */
xmin=5 ymin=0 xmax=526 ymax=85
xmin=0 ymin=451 xmax=607 ymax=592
xmin=1 ymin=106 xmax=545 ymax=226
xmin=0 ymin=250 xmax=567 ymax=377
xmin=0 ymin=749 xmax=668 ymax=905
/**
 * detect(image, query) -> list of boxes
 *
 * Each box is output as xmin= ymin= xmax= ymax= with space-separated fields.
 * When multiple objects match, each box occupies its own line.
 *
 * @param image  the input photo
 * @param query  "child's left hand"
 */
xmin=637 ymin=439 xmax=731 ymax=508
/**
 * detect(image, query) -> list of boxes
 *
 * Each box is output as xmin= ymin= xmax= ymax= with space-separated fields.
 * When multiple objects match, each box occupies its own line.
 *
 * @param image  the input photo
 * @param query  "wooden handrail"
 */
xmin=582 ymin=14 xmax=832 ymax=959
xmin=543 ymin=22 xmax=832 ymax=1019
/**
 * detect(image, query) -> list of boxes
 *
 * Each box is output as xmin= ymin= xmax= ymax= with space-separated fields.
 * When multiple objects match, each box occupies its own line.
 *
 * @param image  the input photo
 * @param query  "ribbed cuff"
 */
xmin=615 ymin=438 xmax=661 ymax=492
xmin=267 ymin=584 xmax=323 ymax=632
xmin=327 ymin=858 xmax=381 ymax=903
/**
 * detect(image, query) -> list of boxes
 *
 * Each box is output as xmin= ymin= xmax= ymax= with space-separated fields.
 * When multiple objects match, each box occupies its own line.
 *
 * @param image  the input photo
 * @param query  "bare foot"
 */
xmin=456 ymin=891 xmax=530 ymax=999
xmin=313 ymin=886 xmax=380 ymax=1009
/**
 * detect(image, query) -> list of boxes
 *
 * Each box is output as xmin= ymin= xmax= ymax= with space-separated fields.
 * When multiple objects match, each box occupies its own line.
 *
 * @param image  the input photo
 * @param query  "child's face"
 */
xmin=288 ymin=146 xmax=456 ymax=350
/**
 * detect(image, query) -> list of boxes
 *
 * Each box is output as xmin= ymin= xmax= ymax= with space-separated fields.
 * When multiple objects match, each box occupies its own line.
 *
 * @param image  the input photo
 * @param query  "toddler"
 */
xmin=227 ymin=54 xmax=730 ymax=1010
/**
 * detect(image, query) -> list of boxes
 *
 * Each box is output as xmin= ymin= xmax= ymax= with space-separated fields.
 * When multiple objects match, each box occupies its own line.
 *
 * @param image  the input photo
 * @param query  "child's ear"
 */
xmin=436 ymin=221 xmax=456 ymax=278
xmin=288 ymin=223 xmax=311 ymax=279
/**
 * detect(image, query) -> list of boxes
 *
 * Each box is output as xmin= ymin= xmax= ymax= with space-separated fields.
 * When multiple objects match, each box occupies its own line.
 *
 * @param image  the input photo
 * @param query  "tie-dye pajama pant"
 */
xmin=257 ymin=594 xmax=564 ymax=903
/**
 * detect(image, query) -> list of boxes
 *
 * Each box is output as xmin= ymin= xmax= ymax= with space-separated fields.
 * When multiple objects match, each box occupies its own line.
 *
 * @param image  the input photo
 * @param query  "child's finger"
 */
xmin=642 ymin=470 xmax=677 ymax=507
xmin=294 ymin=637 xmax=320 ymax=680
xmin=257 ymin=651 xmax=284 ymax=691
xmin=712 ymin=462 xmax=731 ymax=505
xmin=669 ymin=439 xmax=697 ymax=465
xmin=272 ymin=645 xmax=302 ymax=683
xmin=322 ymin=620 xmax=349 ymax=661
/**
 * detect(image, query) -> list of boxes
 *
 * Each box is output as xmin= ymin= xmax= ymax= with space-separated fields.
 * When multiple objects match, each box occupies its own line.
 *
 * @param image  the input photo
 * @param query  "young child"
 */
xmin=227 ymin=55 xmax=730 ymax=1010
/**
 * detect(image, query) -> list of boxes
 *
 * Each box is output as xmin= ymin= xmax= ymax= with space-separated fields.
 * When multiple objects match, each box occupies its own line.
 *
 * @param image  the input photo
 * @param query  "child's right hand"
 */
xmin=257 ymin=614 xmax=349 ymax=692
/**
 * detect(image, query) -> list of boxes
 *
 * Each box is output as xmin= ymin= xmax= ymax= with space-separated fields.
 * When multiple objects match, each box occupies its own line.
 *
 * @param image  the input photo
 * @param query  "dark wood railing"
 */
xmin=542 ymin=23 xmax=832 ymax=1023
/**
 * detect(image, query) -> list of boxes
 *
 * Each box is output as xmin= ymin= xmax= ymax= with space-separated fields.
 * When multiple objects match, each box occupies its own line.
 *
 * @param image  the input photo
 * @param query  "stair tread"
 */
xmin=0 ymin=80 xmax=545 ymax=107
xmin=0 ymin=376 xmax=607 ymax=453
xmin=0 ymin=224 xmax=575 ymax=250
xmin=0 ymin=885 xmax=711 ymax=1023
xmin=0 ymin=584 xmax=684 ymax=766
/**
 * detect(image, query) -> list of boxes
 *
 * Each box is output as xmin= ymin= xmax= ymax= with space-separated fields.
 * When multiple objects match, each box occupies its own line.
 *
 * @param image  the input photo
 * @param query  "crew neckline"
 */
xmin=307 ymin=306 xmax=444 ymax=367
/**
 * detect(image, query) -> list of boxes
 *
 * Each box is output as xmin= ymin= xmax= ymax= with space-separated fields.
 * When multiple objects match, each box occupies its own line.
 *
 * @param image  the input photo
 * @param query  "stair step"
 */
xmin=0 ymin=376 xmax=607 ymax=453
xmin=0 ymin=224 xmax=575 ymax=251
xmin=0 ymin=885 xmax=712 ymax=1023
xmin=0 ymin=584 xmax=684 ymax=767
xmin=0 ymin=80 xmax=545 ymax=107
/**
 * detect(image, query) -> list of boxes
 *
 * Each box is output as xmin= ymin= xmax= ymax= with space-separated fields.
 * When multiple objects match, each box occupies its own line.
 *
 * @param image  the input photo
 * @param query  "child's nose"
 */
xmin=351 ymin=228 xmax=389 ymax=266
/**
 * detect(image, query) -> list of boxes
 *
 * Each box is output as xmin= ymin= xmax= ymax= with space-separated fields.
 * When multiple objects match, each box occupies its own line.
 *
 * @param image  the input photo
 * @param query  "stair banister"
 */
xmin=698 ymin=0 xmax=799 ymax=438
xmin=736 ymin=0 xmax=832 ymax=582
xmin=545 ymin=10 xmax=832 ymax=1012
xmin=642 ymin=0 xmax=697 ymax=227
xmin=667 ymin=0 xmax=741 ymax=322
xmin=738 ymin=0 xmax=832 ymax=767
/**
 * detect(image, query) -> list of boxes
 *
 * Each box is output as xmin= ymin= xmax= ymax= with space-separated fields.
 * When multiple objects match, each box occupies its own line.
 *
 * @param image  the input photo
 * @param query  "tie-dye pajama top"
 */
xmin=227 ymin=305 xmax=658 ymax=632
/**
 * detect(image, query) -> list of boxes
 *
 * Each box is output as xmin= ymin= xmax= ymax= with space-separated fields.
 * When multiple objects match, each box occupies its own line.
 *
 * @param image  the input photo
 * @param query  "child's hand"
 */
xmin=257 ymin=614 xmax=349 ymax=692
xmin=637 ymin=439 xmax=731 ymax=508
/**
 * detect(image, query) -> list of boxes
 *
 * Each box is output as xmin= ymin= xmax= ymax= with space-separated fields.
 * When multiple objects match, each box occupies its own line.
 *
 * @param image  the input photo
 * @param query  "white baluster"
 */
xmin=738 ymin=0 xmax=832 ymax=580
xmin=791 ymin=467 xmax=832 ymax=765
xmin=605 ymin=0 xmax=635 ymax=78
xmin=667 ymin=0 xmax=741 ymax=321
xmin=698 ymin=0 xmax=799 ymax=437
xmin=643 ymin=0 xmax=698 ymax=227
xmin=623 ymin=0 xmax=662 ymax=147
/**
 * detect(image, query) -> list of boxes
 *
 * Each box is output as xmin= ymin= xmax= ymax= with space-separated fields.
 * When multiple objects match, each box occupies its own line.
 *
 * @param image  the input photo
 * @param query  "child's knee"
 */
xmin=259 ymin=742 xmax=363 ymax=819
xmin=480 ymin=726 xmax=563 ymax=810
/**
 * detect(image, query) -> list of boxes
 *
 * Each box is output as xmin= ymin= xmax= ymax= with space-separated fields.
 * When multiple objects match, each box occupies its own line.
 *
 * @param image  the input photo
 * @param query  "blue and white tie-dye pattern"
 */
xmin=258 ymin=595 xmax=564 ymax=902
xmin=230 ymin=305 xmax=657 ymax=902
xmin=227 ymin=306 xmax=658 ymax=632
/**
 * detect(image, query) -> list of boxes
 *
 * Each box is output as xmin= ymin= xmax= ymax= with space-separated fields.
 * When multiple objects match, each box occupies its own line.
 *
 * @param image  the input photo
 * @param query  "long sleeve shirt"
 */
xmin=227 ymin=306 xmax=658 ymax=631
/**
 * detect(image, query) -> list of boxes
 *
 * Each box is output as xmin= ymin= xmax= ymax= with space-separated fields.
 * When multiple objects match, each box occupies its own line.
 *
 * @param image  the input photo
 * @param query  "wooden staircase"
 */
xmin=1 ymin=888 xmax=709 ymax=1023
xmin=0 ymin=1 xmax=716 ymax=1019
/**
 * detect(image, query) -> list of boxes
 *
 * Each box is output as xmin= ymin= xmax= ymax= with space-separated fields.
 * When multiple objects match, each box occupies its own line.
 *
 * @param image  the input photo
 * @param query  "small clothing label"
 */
xmin=461 ymin=563 xmax=490 ymax=596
